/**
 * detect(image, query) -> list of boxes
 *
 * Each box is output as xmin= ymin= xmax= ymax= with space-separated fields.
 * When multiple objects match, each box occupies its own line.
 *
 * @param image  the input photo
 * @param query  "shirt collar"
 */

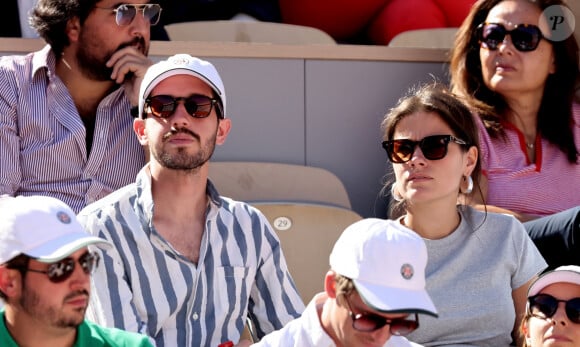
xmin=31 ymin=45 xmax=55 ymax=78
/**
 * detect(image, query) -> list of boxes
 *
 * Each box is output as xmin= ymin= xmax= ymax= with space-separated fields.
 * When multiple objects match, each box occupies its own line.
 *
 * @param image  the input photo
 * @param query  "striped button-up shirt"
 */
xmin=78 ymin=166 xmax=305 ymax=347
xmin=0 ymin=45 xmax=145 ymax=213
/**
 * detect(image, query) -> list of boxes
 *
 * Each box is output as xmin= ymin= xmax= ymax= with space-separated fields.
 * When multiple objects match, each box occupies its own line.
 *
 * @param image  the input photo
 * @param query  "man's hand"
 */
xmin=107 ymin=46 xmax=153 ymax=106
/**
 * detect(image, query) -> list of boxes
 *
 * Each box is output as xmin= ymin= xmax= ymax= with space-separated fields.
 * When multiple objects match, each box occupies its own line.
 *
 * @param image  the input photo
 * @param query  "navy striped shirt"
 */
xmin=78 ymin=166 xmax=305 ymax=347
xmin=0 ymin=45 xmax=146 ymax=213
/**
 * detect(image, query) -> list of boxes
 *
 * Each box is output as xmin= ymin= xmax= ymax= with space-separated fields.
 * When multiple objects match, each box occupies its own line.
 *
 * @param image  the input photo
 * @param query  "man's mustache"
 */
xmin=63 ymin=289 xmax=89 ymax=302
xmin=118 ymin=36 xmax=147 ymax=54
xmin=164 ymin=128 xmax=200 ymax=142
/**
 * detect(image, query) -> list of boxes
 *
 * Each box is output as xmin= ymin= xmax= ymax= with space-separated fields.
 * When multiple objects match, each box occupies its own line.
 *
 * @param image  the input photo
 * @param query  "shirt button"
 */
xmin=192 ymin=313 xmax=199 ymax=320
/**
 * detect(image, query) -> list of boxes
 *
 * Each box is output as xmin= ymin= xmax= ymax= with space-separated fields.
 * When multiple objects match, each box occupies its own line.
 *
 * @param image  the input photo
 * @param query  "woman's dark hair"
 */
xmin=450 ymin=0 xmax=579 ymax=163
xmin=30 ymin=0 xmax=101 ymax=55
xmin=380 ymin=83 xmax=482 ymax=218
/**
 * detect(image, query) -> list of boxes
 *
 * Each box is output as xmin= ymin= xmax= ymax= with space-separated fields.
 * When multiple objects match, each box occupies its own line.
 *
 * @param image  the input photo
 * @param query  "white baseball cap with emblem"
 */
xmin=138 ymin=54 xmax=226 ymax=119
xmin=0 ymin=195 xmax=110 ymax=264
xmin=329 ymin=218 xmax=438 ymax=317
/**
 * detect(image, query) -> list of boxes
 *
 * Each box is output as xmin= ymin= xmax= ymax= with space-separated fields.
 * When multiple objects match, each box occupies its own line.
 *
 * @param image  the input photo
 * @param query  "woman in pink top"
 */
xmin=449 ymin=0 xmax=579 ymax=267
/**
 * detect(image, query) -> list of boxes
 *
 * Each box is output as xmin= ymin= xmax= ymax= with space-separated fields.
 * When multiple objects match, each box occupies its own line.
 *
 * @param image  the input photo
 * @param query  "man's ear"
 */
xmin=215 ymin=118 xmax=231 ymax=145
xmin=0 ymin=267 xmax=21 ymax=299
xmin=133 ymin=118 xmax=148 ymax=146
xmin=65 ymin=17 xmax=81 ymax=43
xmin=324 ymin=270 xmax=338 ymax=299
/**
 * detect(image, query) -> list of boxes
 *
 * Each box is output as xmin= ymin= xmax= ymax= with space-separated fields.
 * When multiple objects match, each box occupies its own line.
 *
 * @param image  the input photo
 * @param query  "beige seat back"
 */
xmin=389 ymin=28 xmax=458 ymax=49
xmin=254 ymin=203 xmax=363 ymax=302
xmin=164 ymin=20 xmax=336 ymax=45
xmin=208 ymin=161 xmax=351 ymax=209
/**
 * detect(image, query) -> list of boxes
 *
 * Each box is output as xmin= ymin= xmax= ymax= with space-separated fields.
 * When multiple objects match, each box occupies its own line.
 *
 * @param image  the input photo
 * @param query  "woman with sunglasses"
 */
xmin=520 ymin=265 xmax=580 ymax=346
xmin=381 ymin=83 xmax=547 ymax=346
xmin=450 ymin=0 xmax=580 ymax=268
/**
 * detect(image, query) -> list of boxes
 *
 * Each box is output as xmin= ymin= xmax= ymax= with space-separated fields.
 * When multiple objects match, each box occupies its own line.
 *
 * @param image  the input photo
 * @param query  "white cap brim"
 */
xmin=528 ymin=266 xmax=580 ymax=296
xmin=354 ymin=280 xmax=438 ymax=317
xmin=26 ymin=233 xmax=111 ymax=263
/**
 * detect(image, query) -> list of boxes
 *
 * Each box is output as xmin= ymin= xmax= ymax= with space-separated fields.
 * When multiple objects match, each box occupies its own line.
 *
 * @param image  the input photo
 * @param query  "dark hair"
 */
xmin=0 ymin=254 xmax=30 ymax=300
xmin=380 ymin=83 xmax=482 ymax=217
xmin=450 ymin=0 xmax=579 ymax=163
xmin=29 ymin=0 xmax=101 ymax=55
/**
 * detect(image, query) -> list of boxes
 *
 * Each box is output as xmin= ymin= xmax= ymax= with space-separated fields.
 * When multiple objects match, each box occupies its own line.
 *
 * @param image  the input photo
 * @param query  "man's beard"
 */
xmin=153 ymin=128 xmax=217 ymax=171
xmin=19 ymin=287 xmax=86 ymax=329
xmin=75 ymin=36 xmax=148 ymax=82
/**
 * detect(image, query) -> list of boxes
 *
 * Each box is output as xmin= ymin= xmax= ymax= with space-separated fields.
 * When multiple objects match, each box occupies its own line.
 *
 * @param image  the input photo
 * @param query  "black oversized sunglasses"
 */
xmin=528 ymin=294 xmax=580 ymax=324
xmin=382 ymin=134 xmax=468 ymax=164
xmin=94 ymin=4 xmax=162 ymax=26
xmin=22 ymin=251 xmax=100 ymax=283
xmin=344 ymin=296 xmax=419 ymax=335
xmin=478 ymin=22 xmax=545 ymax=52
xmin=144 ymin=94 xmax=222 ymax=119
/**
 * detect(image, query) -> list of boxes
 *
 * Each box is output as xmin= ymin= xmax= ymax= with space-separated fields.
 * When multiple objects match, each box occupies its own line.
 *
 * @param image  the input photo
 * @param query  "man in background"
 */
xmin=0 ymin=0 xmax=160 ymax=212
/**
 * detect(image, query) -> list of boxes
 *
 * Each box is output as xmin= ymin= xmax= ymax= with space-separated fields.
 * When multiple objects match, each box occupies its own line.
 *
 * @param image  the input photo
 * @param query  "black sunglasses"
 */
xmin=94 ymin=4 xmax=162 ymax=26
xmin=144 ymin=94 xmax=222 ymax=119
xmin=478 ymin=22 xmax=545 ymax=52
xmin=23 ymin=251 xmax=100 ymax=283
xmin=344 ymin=296 xmax=419 ymax=335
xmin=382 ymin=134 xmax=468 ymax=164
xmin=528 ymin=294 xmax=580 ymax=324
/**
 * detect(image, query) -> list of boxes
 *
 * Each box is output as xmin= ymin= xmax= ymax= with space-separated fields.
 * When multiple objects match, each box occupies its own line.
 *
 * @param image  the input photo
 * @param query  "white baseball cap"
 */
xmin=329 ymin=218 xmax=438 ymax=317
xmin=528 ymin=265 xmax=580 ymax=296
xmin=138 ymin=54 xmax=226 ymax=118
xmin=0 ymin=195 xmax=110 ymax=264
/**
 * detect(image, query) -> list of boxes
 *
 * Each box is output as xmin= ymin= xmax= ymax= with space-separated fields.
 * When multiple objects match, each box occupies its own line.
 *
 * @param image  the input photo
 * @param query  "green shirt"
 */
xmin=0 ymin=310 xmax=153 ymax=347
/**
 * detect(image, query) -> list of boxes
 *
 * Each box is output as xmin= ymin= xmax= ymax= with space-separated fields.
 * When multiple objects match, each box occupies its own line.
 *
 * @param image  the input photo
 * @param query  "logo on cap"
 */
xmin=170 ymin=55 xmax=192 ymax=66
xmin=400 ymin=263 xmax=414 ymax=280
xmin=56 ymin=211 xmax=71 ymax=224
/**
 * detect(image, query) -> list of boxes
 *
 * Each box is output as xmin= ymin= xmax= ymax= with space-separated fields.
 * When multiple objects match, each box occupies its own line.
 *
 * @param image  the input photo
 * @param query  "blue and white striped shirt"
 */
xmin=0 ymin=45 xmax=145 ymax=213
xmin=78 ymin=166 xmax=305 ymax=347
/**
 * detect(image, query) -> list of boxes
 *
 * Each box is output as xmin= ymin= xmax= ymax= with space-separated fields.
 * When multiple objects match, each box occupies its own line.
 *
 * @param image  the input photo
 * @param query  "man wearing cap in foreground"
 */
xmin=78 ymin=54 xmax=304 ymax=347
xmin=252 ymin=218 xmax=438 ymax=347
xmin=0 ymin=195 xmax=153 ymax=346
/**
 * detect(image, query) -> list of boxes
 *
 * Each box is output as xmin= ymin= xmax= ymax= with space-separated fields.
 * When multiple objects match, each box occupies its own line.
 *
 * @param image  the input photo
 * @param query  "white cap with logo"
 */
xmin=0 ymin=195 xmax=110 ymax=264
xmin=329 ymin=218 xmax=438 ymax=317
xmin=138 ymin=54 xmax=226 ymax=118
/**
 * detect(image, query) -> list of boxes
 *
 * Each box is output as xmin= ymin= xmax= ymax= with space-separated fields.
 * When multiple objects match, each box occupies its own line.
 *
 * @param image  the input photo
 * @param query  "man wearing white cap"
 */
xmin=0 ymin=195 xmax=153 ymax=346
xmin=253 ymin=218 xmax=438 ymax=347
xmin=78 ymin=54 xmax=304 ymax=347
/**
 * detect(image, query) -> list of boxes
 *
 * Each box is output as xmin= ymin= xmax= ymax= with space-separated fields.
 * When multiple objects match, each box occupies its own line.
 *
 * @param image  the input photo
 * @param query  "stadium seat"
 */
xmin=164 ymin=20 xmax=336 ymax=44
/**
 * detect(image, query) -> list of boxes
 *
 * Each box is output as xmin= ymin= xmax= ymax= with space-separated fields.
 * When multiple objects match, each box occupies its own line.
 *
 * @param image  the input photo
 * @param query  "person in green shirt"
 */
xmin=0 ymin=195 xmax=153 ymax=347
